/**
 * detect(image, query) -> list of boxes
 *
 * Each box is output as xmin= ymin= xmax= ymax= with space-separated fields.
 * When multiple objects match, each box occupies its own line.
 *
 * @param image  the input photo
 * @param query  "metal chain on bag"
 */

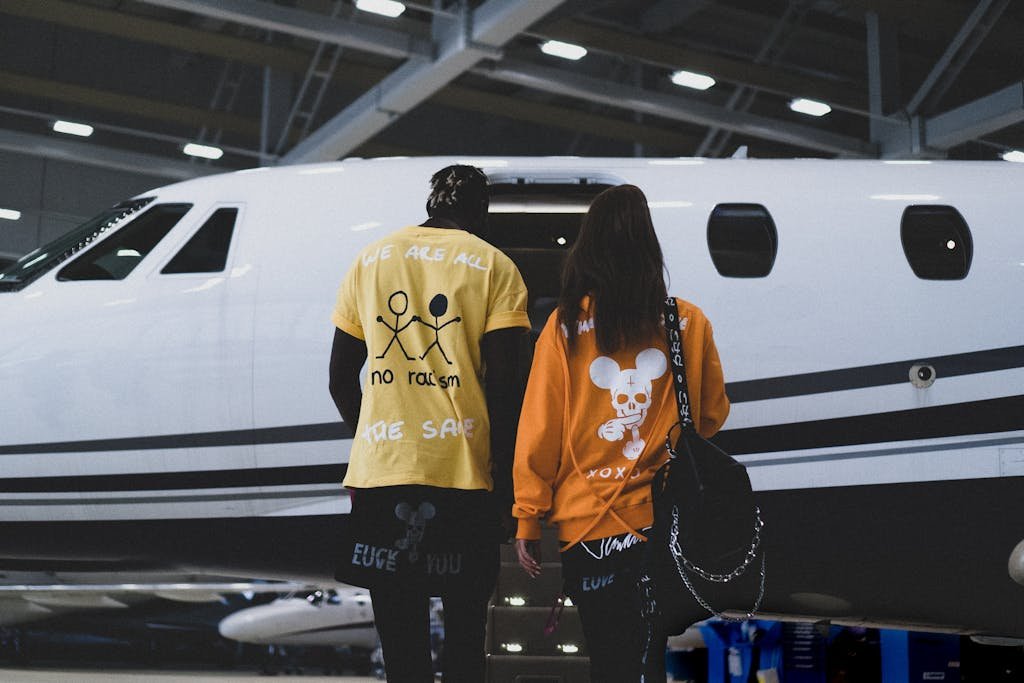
xmin=669 ymin=505 xmax=767 ymax=621
xmin=661 ymin=296 xmax=766 ymax=621
xmin=671 ymin=506 xmax=764 ymax=582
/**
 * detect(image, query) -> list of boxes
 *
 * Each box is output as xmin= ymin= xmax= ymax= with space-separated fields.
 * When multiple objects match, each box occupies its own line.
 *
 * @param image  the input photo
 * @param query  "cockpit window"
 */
xmin=0 ymin=198 xmax=154 ymax=292
xmin=58 ymin=203 xmax=192 ymax=281
xmin=162 ymin=207 xmax=238 ymax=274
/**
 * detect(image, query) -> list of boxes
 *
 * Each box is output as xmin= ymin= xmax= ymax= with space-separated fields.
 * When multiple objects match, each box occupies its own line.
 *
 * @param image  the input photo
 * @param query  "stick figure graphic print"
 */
xmin=375 ymin=290 xmax=416 ymax=360
xmin=415 ymin=294 xmax=461 ymax=364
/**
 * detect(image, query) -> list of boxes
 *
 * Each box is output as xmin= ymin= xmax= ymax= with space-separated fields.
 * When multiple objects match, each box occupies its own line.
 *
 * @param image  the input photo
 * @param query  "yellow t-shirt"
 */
xmin=333 ymin=225 xmax=531 ymax=490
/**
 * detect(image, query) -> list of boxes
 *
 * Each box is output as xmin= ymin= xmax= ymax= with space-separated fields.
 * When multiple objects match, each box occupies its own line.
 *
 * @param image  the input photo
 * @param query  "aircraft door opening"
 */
xmin=486 ymin=177 xmax=615 ymax=341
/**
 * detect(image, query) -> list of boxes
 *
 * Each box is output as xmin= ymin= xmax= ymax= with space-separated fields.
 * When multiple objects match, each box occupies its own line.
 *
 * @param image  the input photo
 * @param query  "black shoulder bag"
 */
xmin=646 ymin=297 xmax=765 ymax=630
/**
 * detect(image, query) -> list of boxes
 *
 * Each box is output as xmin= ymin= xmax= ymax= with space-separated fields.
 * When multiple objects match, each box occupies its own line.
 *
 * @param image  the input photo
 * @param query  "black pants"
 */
xmin=371 ymin=571 xmax=495 ymax=683
xmin=563 ymin=532 xmax=705 ymax=683
xmin=357 ymin=486 xmax=501 ymax=682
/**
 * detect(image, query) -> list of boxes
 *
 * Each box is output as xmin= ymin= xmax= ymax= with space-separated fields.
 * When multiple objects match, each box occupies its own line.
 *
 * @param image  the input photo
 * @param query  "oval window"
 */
xmin=901 ymin=205 xmax=972 ymax=280
xmin=707 ymin=203 xmax=778 ymax=278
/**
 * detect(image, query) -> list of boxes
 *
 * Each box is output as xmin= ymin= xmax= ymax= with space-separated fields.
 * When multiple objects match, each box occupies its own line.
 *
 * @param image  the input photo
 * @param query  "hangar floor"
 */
xmin=0 ymin=671 xmax=378 ymax=682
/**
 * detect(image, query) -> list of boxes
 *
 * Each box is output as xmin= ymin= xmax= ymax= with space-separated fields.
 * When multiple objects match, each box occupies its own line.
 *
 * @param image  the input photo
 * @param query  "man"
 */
xmin=329 ymin=165 xmax=529 ymax=682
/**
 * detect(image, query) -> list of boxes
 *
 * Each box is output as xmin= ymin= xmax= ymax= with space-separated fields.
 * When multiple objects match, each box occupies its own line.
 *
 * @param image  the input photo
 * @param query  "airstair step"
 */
xmin=488 ymin=605 xmax=586 ymax=657
xmin=495 ymin=561 xmax=564 ymax=606
xmin=487 ymin=654 xmax=590 ymax=683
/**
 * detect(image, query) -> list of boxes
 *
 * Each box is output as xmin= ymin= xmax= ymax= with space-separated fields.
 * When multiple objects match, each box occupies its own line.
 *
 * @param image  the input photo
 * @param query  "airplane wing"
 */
xmin=0 ymin=579 xmax=309 ymax=626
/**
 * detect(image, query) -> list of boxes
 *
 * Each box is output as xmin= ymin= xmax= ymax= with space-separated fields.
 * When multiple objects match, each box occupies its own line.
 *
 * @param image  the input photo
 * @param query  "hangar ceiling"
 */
xmin=1 ymin=0 xmax=1022 ymax=178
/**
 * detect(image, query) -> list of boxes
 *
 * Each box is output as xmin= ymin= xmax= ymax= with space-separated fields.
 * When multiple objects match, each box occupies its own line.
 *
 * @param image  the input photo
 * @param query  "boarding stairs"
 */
xmin=486 ymin=523 xmax=590 ymax=683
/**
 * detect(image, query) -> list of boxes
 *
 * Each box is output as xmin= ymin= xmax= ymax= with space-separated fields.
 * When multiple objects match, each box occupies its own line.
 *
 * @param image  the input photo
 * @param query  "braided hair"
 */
xmin=425 ymin=165 xmax=490 ymax=230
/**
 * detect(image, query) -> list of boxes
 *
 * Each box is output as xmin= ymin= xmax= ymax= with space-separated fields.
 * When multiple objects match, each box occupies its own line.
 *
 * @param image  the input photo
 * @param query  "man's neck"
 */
xmin=419 ymin=217 xmax=463 ymax=230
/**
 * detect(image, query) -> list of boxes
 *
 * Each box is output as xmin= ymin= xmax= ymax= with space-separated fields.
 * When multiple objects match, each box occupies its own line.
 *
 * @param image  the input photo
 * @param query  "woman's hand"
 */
xmin=516 ymin=539 xmax=542 ymax=578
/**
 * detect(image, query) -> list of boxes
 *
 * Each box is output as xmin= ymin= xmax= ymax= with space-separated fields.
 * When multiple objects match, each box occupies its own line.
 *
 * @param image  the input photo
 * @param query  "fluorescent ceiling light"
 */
xmin=1002 ymin=150 xmax=1024 ymax=163
xmin=503 ymin=643 xmax=523 ymax=653
xmin=183 ymin=143 xmax=224 ymax=160
xmin=0 ymin=208 xmax=22 ymax=221
xmin=670 ymin=70 xmax=715 ymax=90
xmin=789 ymin=98 xmax=831 ymax=117
xmin=355 ymin=0 xmax=406 ymax=18
xmin=560 ymin=644 xmax=580 ymax=654
xmin=540 ymin=40 xmax=587 ymax=61
xmin=53 ymin=120 xmax=94 ymax=137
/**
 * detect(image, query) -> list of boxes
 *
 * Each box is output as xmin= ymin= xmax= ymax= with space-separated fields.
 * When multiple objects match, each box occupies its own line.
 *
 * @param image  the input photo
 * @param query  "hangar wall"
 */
xmin=0 ymin=151 xmax=168 ymax=258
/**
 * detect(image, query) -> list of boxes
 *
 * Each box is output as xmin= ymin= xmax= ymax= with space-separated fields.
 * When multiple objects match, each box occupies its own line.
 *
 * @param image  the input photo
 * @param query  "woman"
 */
xmin=512 ymin=184 xmax=730 ymax=682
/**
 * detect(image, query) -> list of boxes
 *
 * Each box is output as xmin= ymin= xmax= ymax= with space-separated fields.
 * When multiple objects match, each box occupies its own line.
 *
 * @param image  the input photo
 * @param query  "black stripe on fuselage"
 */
xmin=1 ymin=395 xmax=1022 ymax=494
xmin=275 ymin=621 xmax=375 ymax=638
xmin=725 ymin=344 xmax=1024 ymax=402
xmin=715 ymin=394 xmax=1024 ymax=455
xmin=0 ymin=422 xmax=353 ymax=455
xmin=0 ymin=464 xmax=347 ymax=493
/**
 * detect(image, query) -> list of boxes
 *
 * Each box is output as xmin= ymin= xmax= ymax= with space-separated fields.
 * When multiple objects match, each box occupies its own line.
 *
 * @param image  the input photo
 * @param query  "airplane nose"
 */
xmin=218 ymin=611 xmax=256 ymax=642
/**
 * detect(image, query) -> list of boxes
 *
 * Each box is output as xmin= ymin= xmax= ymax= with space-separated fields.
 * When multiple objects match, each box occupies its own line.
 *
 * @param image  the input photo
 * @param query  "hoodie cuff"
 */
xmin=515 ymin=517 xmax=542 ymax=540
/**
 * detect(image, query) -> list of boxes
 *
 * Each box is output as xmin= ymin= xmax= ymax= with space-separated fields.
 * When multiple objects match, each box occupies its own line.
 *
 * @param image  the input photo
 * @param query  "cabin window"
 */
xmin=57 ymin=204 xmax=192 ymax=281
xmin=707 ymin=203 xmax=778 ymax=277
xmin=162 ymin=208 xmax=238 ymax=274
xmin=901 ymin=205 xmax=972 ymax=280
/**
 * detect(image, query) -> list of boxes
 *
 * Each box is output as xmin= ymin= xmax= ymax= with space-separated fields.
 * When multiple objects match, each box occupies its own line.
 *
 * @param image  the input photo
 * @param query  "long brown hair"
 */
xmin=558 ymin=184 xmax=668 ymax=354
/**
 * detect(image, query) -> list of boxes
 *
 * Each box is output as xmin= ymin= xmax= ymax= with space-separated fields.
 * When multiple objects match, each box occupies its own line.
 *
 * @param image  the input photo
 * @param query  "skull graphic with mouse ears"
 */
xmin=590 ymin=348 xmax=668 ymax=460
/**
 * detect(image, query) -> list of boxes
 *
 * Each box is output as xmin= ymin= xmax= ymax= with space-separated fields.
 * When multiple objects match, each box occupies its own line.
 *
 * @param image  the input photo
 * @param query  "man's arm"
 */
xmin=329 ymin=328 xmax=368 ymax=430
xmin=482 ymin=327 xmax=525 ymax=538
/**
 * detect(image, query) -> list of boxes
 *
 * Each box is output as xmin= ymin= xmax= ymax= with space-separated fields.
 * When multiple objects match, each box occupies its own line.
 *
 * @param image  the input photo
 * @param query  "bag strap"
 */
xmin=663 ymin=297 xmax=695 ymax=435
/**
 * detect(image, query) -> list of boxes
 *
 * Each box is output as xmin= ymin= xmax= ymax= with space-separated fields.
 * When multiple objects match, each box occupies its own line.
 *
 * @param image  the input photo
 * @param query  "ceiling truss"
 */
xmin=0 ymin=0 xmax=1021 ymax=172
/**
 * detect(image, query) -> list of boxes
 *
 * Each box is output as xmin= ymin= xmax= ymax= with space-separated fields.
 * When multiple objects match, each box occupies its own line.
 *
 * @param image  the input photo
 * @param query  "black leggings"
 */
xmin=571 ymin=569 xmax=668 ymax=682
xmin=371 ymin=567 xmax=496 ymax=682
xmin=564 ymin=535 xmax=707 ymax=682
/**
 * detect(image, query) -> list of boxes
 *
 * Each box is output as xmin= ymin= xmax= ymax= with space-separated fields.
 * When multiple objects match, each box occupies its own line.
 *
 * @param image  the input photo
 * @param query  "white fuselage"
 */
xmin=1 ymin=157 xmax=1022 ymax=635
xmin=218 ymin=590 xmax=376 ymax=648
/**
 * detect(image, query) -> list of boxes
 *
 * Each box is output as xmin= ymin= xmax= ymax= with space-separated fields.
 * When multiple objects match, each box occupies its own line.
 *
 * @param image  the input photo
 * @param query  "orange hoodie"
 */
xmin=512 ymin=298 xmax=729 ymax=546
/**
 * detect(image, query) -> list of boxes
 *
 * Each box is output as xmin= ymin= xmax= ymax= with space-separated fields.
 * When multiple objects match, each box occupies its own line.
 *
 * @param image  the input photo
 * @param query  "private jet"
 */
xmin=0 ymin=157 xmax=1022 ymax=641
xmin=218 ymin=586 xmax=376 ymax=649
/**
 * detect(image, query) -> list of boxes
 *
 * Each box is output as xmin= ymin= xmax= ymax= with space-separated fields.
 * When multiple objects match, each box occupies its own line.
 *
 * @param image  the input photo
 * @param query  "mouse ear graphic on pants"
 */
xmin=395 ymin=502 xmax=413 ymax=522
xmin=418 ymin=501 xmax=437 ymax=520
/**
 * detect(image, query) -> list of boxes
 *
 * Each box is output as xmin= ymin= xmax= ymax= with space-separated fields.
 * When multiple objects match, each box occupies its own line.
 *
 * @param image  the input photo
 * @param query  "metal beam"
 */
xmin=865 ymin=10 xmax=903 ymax=145
xmin=0 ymin=129 xmax=219 ymax=180
xmin=538 ymin=18 xmax=866 ymax=112
xmin=135 ymin=0 xmax=433 ymax=60
xmin=906 ymin=0 xmax=1010 ymax=116
xmin=0 ymin=0 xmax=309 ymax=71
xmin=925 ymin=82 xmax=1024 ymax=150
xmin=482 ymin=60 xmax=875 ymax=157
xmin=0 ymin=0 xmax=739 ymax=155
xmin=0 ymin=69 xmax=261 ymax=137
xmin=281 ymin=0 xmax=567 ymax=164
xmin=697 ymin=0 xmax=809 ymax=158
